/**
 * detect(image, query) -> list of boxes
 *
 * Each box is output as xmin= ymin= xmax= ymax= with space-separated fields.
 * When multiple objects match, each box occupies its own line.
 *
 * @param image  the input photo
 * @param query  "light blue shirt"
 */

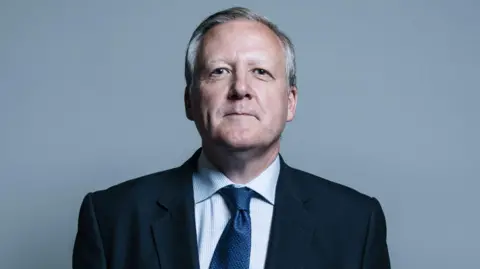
xmin=193 ymin=151 xmax=281 ymax=269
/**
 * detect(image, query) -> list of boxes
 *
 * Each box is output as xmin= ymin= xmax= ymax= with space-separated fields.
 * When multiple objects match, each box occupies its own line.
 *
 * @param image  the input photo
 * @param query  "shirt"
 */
xmin=193 ymin=151 xmax=280 ymax=269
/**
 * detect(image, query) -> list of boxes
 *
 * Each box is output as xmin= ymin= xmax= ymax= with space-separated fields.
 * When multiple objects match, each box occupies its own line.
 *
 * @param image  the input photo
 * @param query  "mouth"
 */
xmin=225 ymin=113 xmax=257 ymax=119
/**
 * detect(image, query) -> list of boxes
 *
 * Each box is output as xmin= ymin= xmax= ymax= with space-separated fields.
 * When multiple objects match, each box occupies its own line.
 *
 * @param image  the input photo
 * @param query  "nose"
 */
xmin=228 ymin=71 xmax=252 ymax=100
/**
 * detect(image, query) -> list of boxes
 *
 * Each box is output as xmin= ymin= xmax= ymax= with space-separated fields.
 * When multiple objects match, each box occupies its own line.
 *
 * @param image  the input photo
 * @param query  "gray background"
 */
xmin=1 ymin=0 xmax=479 ymax=268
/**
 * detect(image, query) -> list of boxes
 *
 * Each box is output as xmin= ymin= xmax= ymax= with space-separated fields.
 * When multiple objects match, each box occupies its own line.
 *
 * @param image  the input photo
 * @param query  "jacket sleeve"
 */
xmin=72 ymin=193 xmax=107 ymax=269
xmin=362 ymin=197 xmax=391 ymax=269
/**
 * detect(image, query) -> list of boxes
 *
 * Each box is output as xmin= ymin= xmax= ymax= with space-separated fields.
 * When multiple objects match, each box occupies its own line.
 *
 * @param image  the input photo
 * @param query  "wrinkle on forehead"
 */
xmin=200 ymin=20 xmax=285 ymax=68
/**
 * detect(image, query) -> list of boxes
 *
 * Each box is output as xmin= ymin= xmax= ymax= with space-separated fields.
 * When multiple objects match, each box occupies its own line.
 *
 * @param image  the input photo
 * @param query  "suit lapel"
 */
xmin=149 ymin=150 xmax=327 ymax=269
xmin=151 ymin=150 xmax=201 ymax=269
xmin=264 ymin=157 xmax=316 ymax=269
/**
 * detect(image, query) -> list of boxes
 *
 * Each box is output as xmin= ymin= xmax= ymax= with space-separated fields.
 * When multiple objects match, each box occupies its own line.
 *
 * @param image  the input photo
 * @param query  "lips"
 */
xmin=226 ymin=112 xmax=253 ymax=116
xmin=224 ymin=112 xmax=257 ymax=119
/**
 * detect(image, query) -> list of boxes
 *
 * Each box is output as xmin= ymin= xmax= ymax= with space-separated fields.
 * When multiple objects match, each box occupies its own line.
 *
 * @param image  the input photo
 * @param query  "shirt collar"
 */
xmin=192 ymin=150 xmax=280 ymax=205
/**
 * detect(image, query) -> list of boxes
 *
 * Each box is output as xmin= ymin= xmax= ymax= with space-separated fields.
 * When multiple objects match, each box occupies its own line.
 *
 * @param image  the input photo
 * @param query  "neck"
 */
xmin=202 ymin=141 xmax=280 ymax=184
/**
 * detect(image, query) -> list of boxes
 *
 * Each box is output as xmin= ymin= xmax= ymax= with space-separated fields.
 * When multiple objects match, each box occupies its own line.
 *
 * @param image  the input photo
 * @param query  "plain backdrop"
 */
xmin=1 ymin=0 xmax=479 ymax=268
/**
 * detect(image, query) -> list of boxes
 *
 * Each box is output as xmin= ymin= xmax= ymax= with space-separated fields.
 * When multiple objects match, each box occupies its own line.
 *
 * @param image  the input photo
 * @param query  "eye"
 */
xmin=253 ymin=68 xmax=270 ymax=76
xmin=210 ymin=68 xmax=230 ymax=77
xmin=252 ymin=68 xmax=274 ymax=81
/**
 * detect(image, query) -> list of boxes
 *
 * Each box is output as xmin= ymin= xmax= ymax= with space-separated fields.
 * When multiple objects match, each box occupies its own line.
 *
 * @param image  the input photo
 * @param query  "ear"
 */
xmin=286 ymin=86 xmax=298 ymax=122
xmin=184 ymin=87 xmax=194 ymax=121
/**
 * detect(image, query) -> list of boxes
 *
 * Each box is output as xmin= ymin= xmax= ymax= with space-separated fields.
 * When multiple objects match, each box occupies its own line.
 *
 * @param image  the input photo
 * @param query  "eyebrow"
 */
xmin=204 ymin=58 xmax=273 ymax=67
xmin=203 ymin=56 xmax=231 ymax=65
xmin=246 ymin=59 xmax=271 ymax=66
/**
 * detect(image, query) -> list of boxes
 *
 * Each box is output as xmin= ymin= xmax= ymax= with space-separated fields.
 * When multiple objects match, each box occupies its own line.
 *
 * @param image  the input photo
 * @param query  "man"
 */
xmin=73 ymin=6 xmax=391 ymax=269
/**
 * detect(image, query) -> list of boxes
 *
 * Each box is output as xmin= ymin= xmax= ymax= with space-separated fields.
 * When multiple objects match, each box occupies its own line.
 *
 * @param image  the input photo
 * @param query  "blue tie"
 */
xmin=209 ymin=186 xmax=254 ymax=269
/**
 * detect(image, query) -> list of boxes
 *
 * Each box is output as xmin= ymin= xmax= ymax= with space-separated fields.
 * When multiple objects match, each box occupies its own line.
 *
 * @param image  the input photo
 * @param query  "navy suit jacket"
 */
xmin=73 ymin=149 xmax=391 ymax=269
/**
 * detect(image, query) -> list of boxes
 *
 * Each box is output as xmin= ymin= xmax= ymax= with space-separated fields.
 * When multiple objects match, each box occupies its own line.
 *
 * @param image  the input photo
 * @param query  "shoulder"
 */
xmin=84 ymin=165 xmax=186 ymax=217
xmin=284 ymin=166 xmax=389 ymax=262
xmin=286 ymin=165 xmax=382 ymax=214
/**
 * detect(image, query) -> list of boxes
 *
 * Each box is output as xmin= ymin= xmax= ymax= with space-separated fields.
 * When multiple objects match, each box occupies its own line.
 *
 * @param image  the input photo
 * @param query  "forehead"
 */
xmin=200 ymin=20 xmax=284 ymax=64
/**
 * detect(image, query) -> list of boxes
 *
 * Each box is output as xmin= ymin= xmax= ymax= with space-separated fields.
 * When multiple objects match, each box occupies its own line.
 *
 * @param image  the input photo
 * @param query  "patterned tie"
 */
xmin=209 ymin=186 xmax=254 ymax=269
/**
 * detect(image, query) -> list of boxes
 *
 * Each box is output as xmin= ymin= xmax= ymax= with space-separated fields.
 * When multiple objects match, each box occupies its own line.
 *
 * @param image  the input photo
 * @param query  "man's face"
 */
xmin=186 ymin=20 xmax=297 ymax=150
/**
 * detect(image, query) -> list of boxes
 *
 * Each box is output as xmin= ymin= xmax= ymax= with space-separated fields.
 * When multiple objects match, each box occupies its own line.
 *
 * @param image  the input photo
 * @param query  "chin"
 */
xmin=208 ymin=126 xmax=276 ymax=151
xmin=218 ymin=133 xmax=280 ymax=153
xmin=218 ymin=136 xmax=258 ymax=151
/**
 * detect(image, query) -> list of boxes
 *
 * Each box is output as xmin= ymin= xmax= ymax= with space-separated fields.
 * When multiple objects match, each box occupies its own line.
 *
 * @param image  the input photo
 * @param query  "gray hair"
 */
xmin=184 ymin=7 xmax=297 ymax=92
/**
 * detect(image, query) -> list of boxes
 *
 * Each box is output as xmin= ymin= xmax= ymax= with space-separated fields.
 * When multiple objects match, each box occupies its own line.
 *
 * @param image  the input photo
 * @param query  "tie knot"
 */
xmin=218 ymin=186 xmax=254 ymax=213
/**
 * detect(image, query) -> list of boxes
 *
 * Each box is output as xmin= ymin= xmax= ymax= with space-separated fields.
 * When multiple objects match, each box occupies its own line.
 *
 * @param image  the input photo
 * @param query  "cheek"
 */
xmin=194 ymin=91 xmax=223 ymax=120
xmin=259 ymin=90 xmax=289 ymax=118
